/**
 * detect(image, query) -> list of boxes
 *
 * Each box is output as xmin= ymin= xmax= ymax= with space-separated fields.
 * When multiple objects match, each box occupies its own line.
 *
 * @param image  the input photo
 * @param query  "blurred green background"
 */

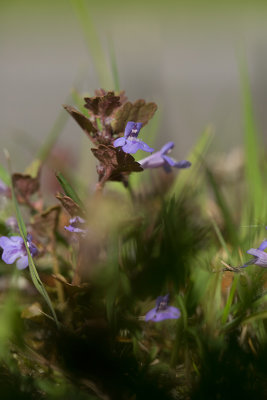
xmin=1 ymin=0 xmax=267 ymax=170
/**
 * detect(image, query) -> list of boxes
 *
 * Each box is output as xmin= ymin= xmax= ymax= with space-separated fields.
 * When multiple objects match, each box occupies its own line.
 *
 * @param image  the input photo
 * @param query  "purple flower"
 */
xmin=241 ymin=239 xmax=267 ymax=268
xmin=138 ymin=142 xmax=191 ymax=172
xmin=0 ymin=179 xmax=9 ymax=196
xmin=145 ymin=294 xmax=181 ymax=322
xmin=113 ymin=121 xmax=154 ymax=154
xmin=64 ymin=216 xmax=87 ymax=236
xmin=0 ymin=234 xmax=38 ymax=270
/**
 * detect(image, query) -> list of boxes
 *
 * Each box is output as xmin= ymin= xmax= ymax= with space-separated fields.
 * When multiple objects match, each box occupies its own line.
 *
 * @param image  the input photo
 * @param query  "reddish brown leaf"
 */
xmin=111 ymin=100 xmax=158 ymax=134
xmin=56 ymin=194 xmax=84 ymax=217
xmin=63 ymin=105 xmax=98 ymax=144
xmin=84 ymin=91 xmax=121 ymax=117
xmin=31 ymin=205 xmax=61 ymax=238
xmin=12 ymin=172 xmax=40 ymax=200
xmin=91 ymin=145 xmax=143 ymax=183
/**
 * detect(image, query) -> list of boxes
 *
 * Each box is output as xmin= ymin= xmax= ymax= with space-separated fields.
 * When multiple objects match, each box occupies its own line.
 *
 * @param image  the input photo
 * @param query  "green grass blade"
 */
xmin=56 ymin=172 xmax=84 ymax=209
xmin=206 ymin=166 xmax=239 ymax=246
xmin=108 ymin=37 xmax=120 ymax=92
xmin=242 ymin=310 xmax=267 ymax=325
xmin=6 ymin=153 xmax=59 ymax=328
xmin=211 ymin=218 xmax=233 ymax=265
xmin=221 ymin=275 xmax=238 ymax=324
xmin=240 ymin=59 xmax=265 ymax=222
xmin=70 ymin=0 xmax=112 ymax=88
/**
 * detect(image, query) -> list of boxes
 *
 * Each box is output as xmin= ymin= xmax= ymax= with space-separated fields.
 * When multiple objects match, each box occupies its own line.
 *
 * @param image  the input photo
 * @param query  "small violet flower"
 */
xmin=241 ymin=239 xmax=267 ymax=268
xmin=139 ymin=141 xmax=191 ymax=172
xmin=0 ymin=179 xmax=9 ymax=196
xmin=0 ymin=234 xmax=38 ymax=270
xmin=145 ymin=294 xmax=181 ymax=322
xmin=113 ymin=121 xmax=154 ymax=154
xmin=64 ymin=216 xmax=87 ymax=236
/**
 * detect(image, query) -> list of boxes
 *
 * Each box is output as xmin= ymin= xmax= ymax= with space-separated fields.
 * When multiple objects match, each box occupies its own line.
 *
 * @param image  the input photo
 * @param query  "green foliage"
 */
xmin=56 ymin=172 xmax=84 ymax=209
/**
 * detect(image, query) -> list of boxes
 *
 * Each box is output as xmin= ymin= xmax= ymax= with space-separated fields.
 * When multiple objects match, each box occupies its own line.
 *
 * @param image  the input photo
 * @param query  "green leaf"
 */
xmin=55 ymin=172 xmax=84 ymax=209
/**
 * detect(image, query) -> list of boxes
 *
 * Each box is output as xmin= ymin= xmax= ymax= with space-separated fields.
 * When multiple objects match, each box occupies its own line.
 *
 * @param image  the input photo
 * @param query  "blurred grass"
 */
xmin=240 ymin=59 xmax=266 ymax=224
xmin=70 ymin=0 xmax=113 ymax=89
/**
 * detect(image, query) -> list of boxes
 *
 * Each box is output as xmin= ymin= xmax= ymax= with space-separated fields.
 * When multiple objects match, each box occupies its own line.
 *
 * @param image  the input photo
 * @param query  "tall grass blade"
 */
xmin=56 ymin=172 xmax=84 ymax=208
xmin=5 ymin=152 xmax=59 ymax=328
xmin=206 ymin=166 xmax=239 ymax=246
xmin=108 ymin=37 xmax=120 ymax=92
xmin=70 ymin=0 xmax=112 ymax=88
xmin=240 ymin=60 xmax=265 ymax=222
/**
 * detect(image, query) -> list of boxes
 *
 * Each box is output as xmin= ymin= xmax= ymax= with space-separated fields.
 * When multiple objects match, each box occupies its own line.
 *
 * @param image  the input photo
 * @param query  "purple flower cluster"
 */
xmin=139 ymin=141 xmax=191 ymax=172
xmin=113 ymin=122 xmax=154 ymax=154
xmin=145 ymin=294 xmax=181 ymax=322
xmin=0 ymin=234 xmax=38 ymax=270
xmin=113 ymin=122 xmax=191 ymax=172
xmin=64 ymin=216 xmax=87 ymax=237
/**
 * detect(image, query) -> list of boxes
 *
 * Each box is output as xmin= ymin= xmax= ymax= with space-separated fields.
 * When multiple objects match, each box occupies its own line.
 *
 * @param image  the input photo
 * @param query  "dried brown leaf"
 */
xmin=31 ymin=205 xmax=61 ymax=238
xmin=56 ymin=194 xmax=84 ymax=217
xmin=12 ymin=172 xmax=40 ymax=200
xmin=91 ymin=145 xmax=143 ymax=182
xmin=84 ymin=91 xmax=121 ymax=117
xmin=21 ymin=302 xmax=43 ymax=321
xmin=111 ymin=100 xmax=158 ymax=134
xmin=63 ymin=105 xmax=98 ymax=144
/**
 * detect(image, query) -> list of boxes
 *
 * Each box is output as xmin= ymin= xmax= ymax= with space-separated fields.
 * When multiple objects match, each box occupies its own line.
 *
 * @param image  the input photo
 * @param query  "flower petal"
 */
xmin=0 ymin=236 xmax=13 ymax=249
xmin=124 ymin=122 xmax=136 ymax=138
xmin=145 ymin=306 xmax=181 ymax=322
xmin=247 ymin=248 xmax=267 ymax=267
xmin=16 ymin=255 xmax=29 ymax=270
xmin=173 ymin=160 xmax=191 ymax=169
xmin=162 ymin=155 xmax=191 ymax=169
xmin=145 ymin=307 xmax=157 ymax=321
xmin=138 ymin=152 xmax=163 ymax=169
xmin=258 ymin=240 xmax=267 ymax=251
xmin=0 ymin=179 xmax=9 ymax=195
xmin=124 ymin=122 xmax=142 ymax=138
xmin=2 ymin=246 xmax=25 ymax=264
xmin=113 ymin=137 xmax=126 ymax=147
xmin=10 ymin=236 xmax=24 ymax=244
xmin=122 ymin=141 xmax=142 ymax=154
xmin=138 ymin=141 xmax=154 ymax=153
xmin=162 ymin=155 xmax=176 ymax=166
xmin=160 ymin=142 xmax=175 ymax=155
